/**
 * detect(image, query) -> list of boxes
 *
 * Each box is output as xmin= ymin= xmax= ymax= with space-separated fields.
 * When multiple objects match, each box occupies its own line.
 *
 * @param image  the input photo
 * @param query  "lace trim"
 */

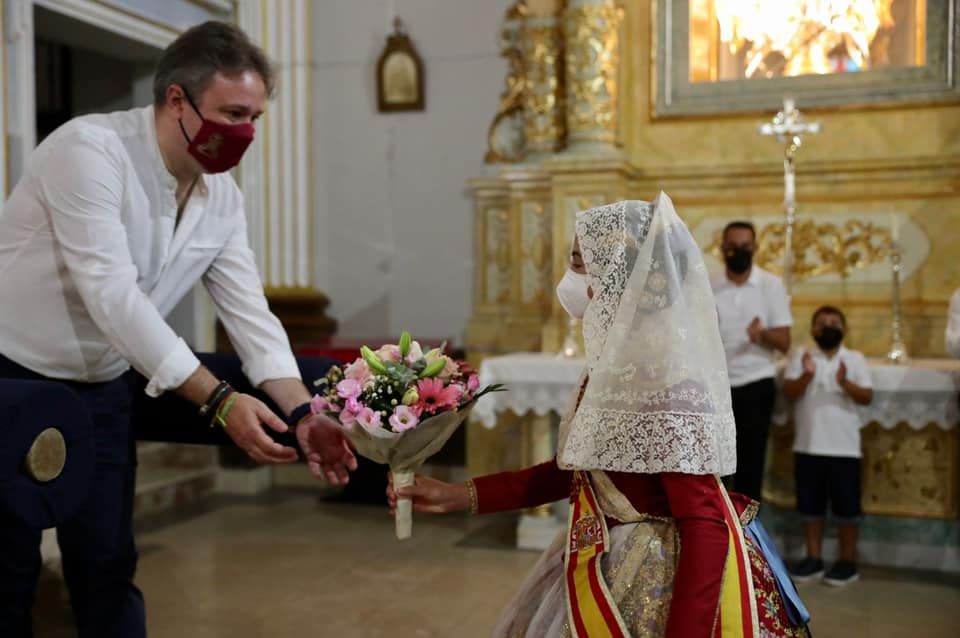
xmin=559 ymin=407 xmax=737 ymax=475
xmin=586 ymin=385 xmax=722 ymax=413
xmin=577 ymin=202 xmax=650 ymax=370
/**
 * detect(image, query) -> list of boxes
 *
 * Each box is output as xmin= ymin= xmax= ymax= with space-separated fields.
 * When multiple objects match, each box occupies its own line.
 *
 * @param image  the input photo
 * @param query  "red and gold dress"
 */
xmin=471 ymin=460 xmax=810 ymax=638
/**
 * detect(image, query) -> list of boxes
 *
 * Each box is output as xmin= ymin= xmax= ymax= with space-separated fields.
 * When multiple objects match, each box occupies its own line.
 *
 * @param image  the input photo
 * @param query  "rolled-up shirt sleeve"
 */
xmin=202 ymin=204 xmax=300 ymax=387
xmin=38 ymin=130 xmax=200 ymax=397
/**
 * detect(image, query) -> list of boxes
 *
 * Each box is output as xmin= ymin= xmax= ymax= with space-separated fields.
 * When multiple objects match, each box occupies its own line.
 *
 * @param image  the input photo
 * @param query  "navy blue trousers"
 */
xmin=0 ymin=355 xmax=145 ymax=638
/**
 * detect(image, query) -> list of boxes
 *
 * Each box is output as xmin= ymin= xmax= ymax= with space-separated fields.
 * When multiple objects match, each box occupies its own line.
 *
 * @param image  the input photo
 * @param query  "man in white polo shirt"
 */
xmin=0 ymin=22 xmax=354 ymax=637
xmin=711 ymin=221 xmax=792 ymax=501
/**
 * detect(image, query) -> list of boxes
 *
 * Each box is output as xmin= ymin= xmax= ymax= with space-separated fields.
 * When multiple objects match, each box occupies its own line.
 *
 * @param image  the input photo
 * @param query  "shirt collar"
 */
xmin=142 ymin=105 xmax=208 ymax=197
xmin=812 ymin=344 xmax=848 ymax=359
xmin=717 ymin=266 xmax=761 ymax=289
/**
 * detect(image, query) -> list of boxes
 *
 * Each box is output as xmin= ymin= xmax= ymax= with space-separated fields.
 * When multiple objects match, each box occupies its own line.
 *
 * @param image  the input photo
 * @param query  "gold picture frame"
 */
xmin=377 ymin=18 xmax=425 ymax=113
xmin=653 ymin=0 xmax=960 ymax=117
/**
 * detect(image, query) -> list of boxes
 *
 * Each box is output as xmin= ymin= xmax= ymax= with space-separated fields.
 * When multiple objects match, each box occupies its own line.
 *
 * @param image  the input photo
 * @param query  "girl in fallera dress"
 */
xmin=389 ymin=194 xmax=811 ymax=638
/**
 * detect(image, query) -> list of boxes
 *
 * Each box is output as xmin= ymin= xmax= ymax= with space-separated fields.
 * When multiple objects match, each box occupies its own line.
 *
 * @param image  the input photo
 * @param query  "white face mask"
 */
xmin=556 ymin=270 xmax=591 ymax=319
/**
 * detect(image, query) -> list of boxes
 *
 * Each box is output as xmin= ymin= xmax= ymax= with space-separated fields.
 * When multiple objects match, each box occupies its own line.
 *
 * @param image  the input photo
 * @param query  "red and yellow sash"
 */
xmin=714 ymin=476 xmax=760 ymax=638
xmin=564 ymin=472 xmax=760 ymax=638
xmin=564 ymin=472 xmax=630 ymax=638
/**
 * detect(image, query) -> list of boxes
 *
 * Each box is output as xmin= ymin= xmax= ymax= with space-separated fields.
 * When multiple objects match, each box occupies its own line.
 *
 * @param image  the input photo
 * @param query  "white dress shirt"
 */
xmin=0 ymin=106 xmax=299 ymax=396
xmin=710 ymin=266 xmax=793 ymax=387
xmin=945 ymin=288 xmax=960 ymax=358
xmin=784 ymin=345 xmax=872 ymax=458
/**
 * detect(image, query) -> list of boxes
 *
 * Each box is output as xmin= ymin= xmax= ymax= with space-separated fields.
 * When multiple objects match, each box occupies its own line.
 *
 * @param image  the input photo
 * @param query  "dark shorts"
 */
xmin=794 ymin=453 xmax=862 ymax=524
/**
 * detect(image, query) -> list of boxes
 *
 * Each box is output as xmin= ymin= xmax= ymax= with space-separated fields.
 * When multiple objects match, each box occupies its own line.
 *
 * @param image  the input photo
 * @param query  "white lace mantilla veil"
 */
xmin=557 ymin=192 xmax=737 ymax=475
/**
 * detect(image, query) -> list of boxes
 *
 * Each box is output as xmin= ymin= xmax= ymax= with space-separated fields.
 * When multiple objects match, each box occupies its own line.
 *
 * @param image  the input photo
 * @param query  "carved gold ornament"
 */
xmin=485 ymin=2 xmax=528 ymax=163
xmin=709 ymin=218 xmax=893 ymax=280
xmin=519 ymin=22 xmax=566 ymax=151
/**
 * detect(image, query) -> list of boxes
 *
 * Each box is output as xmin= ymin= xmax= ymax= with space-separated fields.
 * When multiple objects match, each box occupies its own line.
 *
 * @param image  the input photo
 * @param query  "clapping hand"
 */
xmin=802 ymin=351 xmax=816 ymax=376
xmin=747 ymin=317 xmax=764 ymax=344
xmin=836 ymin=361 xmax=848 ymax=385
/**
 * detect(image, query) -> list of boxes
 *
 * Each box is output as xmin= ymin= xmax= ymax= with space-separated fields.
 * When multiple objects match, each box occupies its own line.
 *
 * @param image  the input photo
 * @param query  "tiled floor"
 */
xmin=35 ymin=492 xmax=960 ymax=637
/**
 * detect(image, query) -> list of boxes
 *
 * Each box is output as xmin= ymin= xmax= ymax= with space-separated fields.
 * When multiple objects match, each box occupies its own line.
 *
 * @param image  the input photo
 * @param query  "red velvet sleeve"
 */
xmin=660 ymin=473 xmax=729 ymax=638
xmin=472 ymin=459 xmax=572 ymax=514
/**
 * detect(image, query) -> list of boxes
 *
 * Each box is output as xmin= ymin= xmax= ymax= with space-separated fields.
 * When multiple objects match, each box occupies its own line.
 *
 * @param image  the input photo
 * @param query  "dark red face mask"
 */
xmin=178 ymin=89 xmax=254 ymax=173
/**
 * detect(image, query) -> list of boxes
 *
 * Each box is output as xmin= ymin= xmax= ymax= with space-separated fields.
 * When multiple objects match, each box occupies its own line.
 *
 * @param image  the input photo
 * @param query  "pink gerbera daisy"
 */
xmin=415 ymin=378 xmax=461 ymax=415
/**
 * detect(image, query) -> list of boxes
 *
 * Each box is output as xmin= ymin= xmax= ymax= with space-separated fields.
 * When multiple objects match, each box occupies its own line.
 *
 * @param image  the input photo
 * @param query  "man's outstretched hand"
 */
xmin=295 ymin=413 xmax=358 ymax=485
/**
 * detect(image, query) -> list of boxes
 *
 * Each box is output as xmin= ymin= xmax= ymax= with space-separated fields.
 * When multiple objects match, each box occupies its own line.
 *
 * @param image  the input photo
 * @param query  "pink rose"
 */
xmin=345 ymin=397 xmax=362 ymax=413
xmin=388 ymin=406 xmax=420 ymax=432
xmin=336 ymin=378 xmax=362 ymax=399
xmin=344 ymin=359 xmax=373 ymax=386
xmin=356 ymin=407 xmax=382 ymax=431
xmin=435 ymin=356 xmax=459 ymax=380
xmin=467 ymin=375 xmax=480 ymax=392
xmin=376 ymin=344 xmax=402 ymax=363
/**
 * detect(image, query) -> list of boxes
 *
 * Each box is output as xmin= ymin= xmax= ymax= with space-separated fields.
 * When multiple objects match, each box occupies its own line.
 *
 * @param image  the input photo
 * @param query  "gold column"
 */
xmin=519 ymin=2 xmax=566 ymax=156
xmin=562 ymin=0 xmax=623 ymax=154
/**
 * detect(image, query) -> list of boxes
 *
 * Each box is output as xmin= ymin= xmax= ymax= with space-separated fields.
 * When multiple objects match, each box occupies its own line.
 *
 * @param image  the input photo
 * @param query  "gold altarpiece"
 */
xmin=466 ymin=0 xmax=960 ymax=520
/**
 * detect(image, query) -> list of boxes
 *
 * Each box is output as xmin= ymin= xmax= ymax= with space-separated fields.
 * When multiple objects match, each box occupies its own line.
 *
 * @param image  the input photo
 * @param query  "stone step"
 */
xmin=134 ymin=443 xmax=218 ymax=519
xmin=134 ymin=463 xmax=218 ymax=519
xmin=137 ymin=441 xmax=217 ymax=471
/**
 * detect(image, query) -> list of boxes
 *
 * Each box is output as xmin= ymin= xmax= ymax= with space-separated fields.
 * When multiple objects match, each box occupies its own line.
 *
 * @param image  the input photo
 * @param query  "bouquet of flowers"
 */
xmin=311 ymin=332 xmax=503 ymax=539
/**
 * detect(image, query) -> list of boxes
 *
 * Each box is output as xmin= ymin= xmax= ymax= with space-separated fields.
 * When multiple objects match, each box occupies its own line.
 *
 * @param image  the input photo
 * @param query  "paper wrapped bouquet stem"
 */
xmin=392 ymin=469 xmax=415 ymax=539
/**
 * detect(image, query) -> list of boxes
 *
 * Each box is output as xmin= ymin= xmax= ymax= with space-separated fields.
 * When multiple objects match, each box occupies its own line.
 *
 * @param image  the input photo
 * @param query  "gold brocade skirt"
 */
xmin=491 ymin=519 xmax=678 ymax=638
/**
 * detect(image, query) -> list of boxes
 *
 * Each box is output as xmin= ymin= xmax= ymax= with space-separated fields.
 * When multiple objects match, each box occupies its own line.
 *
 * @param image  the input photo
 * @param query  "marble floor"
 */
xmin=35 ymin=491 xmax=960 ymax=637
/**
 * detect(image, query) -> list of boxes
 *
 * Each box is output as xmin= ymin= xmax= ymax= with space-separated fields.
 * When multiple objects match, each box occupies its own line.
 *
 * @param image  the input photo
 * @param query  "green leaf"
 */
xmin=467 ymin=384 xmax=508 ymax=403
xmin=383 ymin=361 xmax=418 ymax=386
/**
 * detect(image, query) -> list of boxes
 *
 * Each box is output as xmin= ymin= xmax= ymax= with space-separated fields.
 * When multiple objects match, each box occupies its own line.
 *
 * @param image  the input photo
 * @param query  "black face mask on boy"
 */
xmin=814 ymin=326 xmax=844 ymax=351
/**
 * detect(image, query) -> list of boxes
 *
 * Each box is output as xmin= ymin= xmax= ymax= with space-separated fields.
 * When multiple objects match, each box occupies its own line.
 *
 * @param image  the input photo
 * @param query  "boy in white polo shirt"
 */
xmin=783 ymin=305 xmax=873 ymax=586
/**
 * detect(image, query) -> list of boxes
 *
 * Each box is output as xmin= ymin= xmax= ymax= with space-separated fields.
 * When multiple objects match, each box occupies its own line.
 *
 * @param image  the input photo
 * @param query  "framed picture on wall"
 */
xmin=377 ymin=18 xmax=425 ymax=112
xmin=654 ymin=0 xmax=960 ymax=117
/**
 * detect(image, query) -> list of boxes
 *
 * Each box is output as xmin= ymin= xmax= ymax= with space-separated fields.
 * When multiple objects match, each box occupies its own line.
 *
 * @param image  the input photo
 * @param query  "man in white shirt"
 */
xmin=945 ymin=288 xmax=960 ymax=357
xmin=0 ymin=22 xmax=355 ymax=637
xmin=711 ymin=221 xmax=792 ymax=501
xmin=783 ymin=306 xmax=873 ymax=586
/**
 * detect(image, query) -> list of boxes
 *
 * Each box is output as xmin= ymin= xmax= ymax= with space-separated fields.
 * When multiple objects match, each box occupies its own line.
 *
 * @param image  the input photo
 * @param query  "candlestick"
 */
xmin=886 ymin=241 xmax=909 ymax=364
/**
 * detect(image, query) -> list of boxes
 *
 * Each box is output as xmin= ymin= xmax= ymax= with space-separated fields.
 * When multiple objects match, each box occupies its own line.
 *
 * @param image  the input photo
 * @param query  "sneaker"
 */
xmin=789 ymin=557 xmax=824 ymax=583
xmin=822 ymin=561 xmax=860 ymax=587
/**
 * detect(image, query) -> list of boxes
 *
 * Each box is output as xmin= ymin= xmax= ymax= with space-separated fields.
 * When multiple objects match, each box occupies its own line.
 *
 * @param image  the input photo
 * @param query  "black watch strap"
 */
xmin=287 ymin=401 xmax=313 ymax=428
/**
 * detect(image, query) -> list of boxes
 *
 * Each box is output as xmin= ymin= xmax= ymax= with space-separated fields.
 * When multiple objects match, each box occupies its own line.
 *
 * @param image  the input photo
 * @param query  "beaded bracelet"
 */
xmin=465 ymin=479 xmax=479 ymax=516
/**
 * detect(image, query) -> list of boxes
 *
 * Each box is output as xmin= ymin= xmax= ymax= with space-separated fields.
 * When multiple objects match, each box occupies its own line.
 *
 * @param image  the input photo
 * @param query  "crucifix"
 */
xmin=758 ymin=97 xmax=821 ymax=295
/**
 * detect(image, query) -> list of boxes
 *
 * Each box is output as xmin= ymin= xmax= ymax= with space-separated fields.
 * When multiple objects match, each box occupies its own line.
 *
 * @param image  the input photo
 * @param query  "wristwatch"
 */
xmin=287 ymin=400 xmax=313 ymax=428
